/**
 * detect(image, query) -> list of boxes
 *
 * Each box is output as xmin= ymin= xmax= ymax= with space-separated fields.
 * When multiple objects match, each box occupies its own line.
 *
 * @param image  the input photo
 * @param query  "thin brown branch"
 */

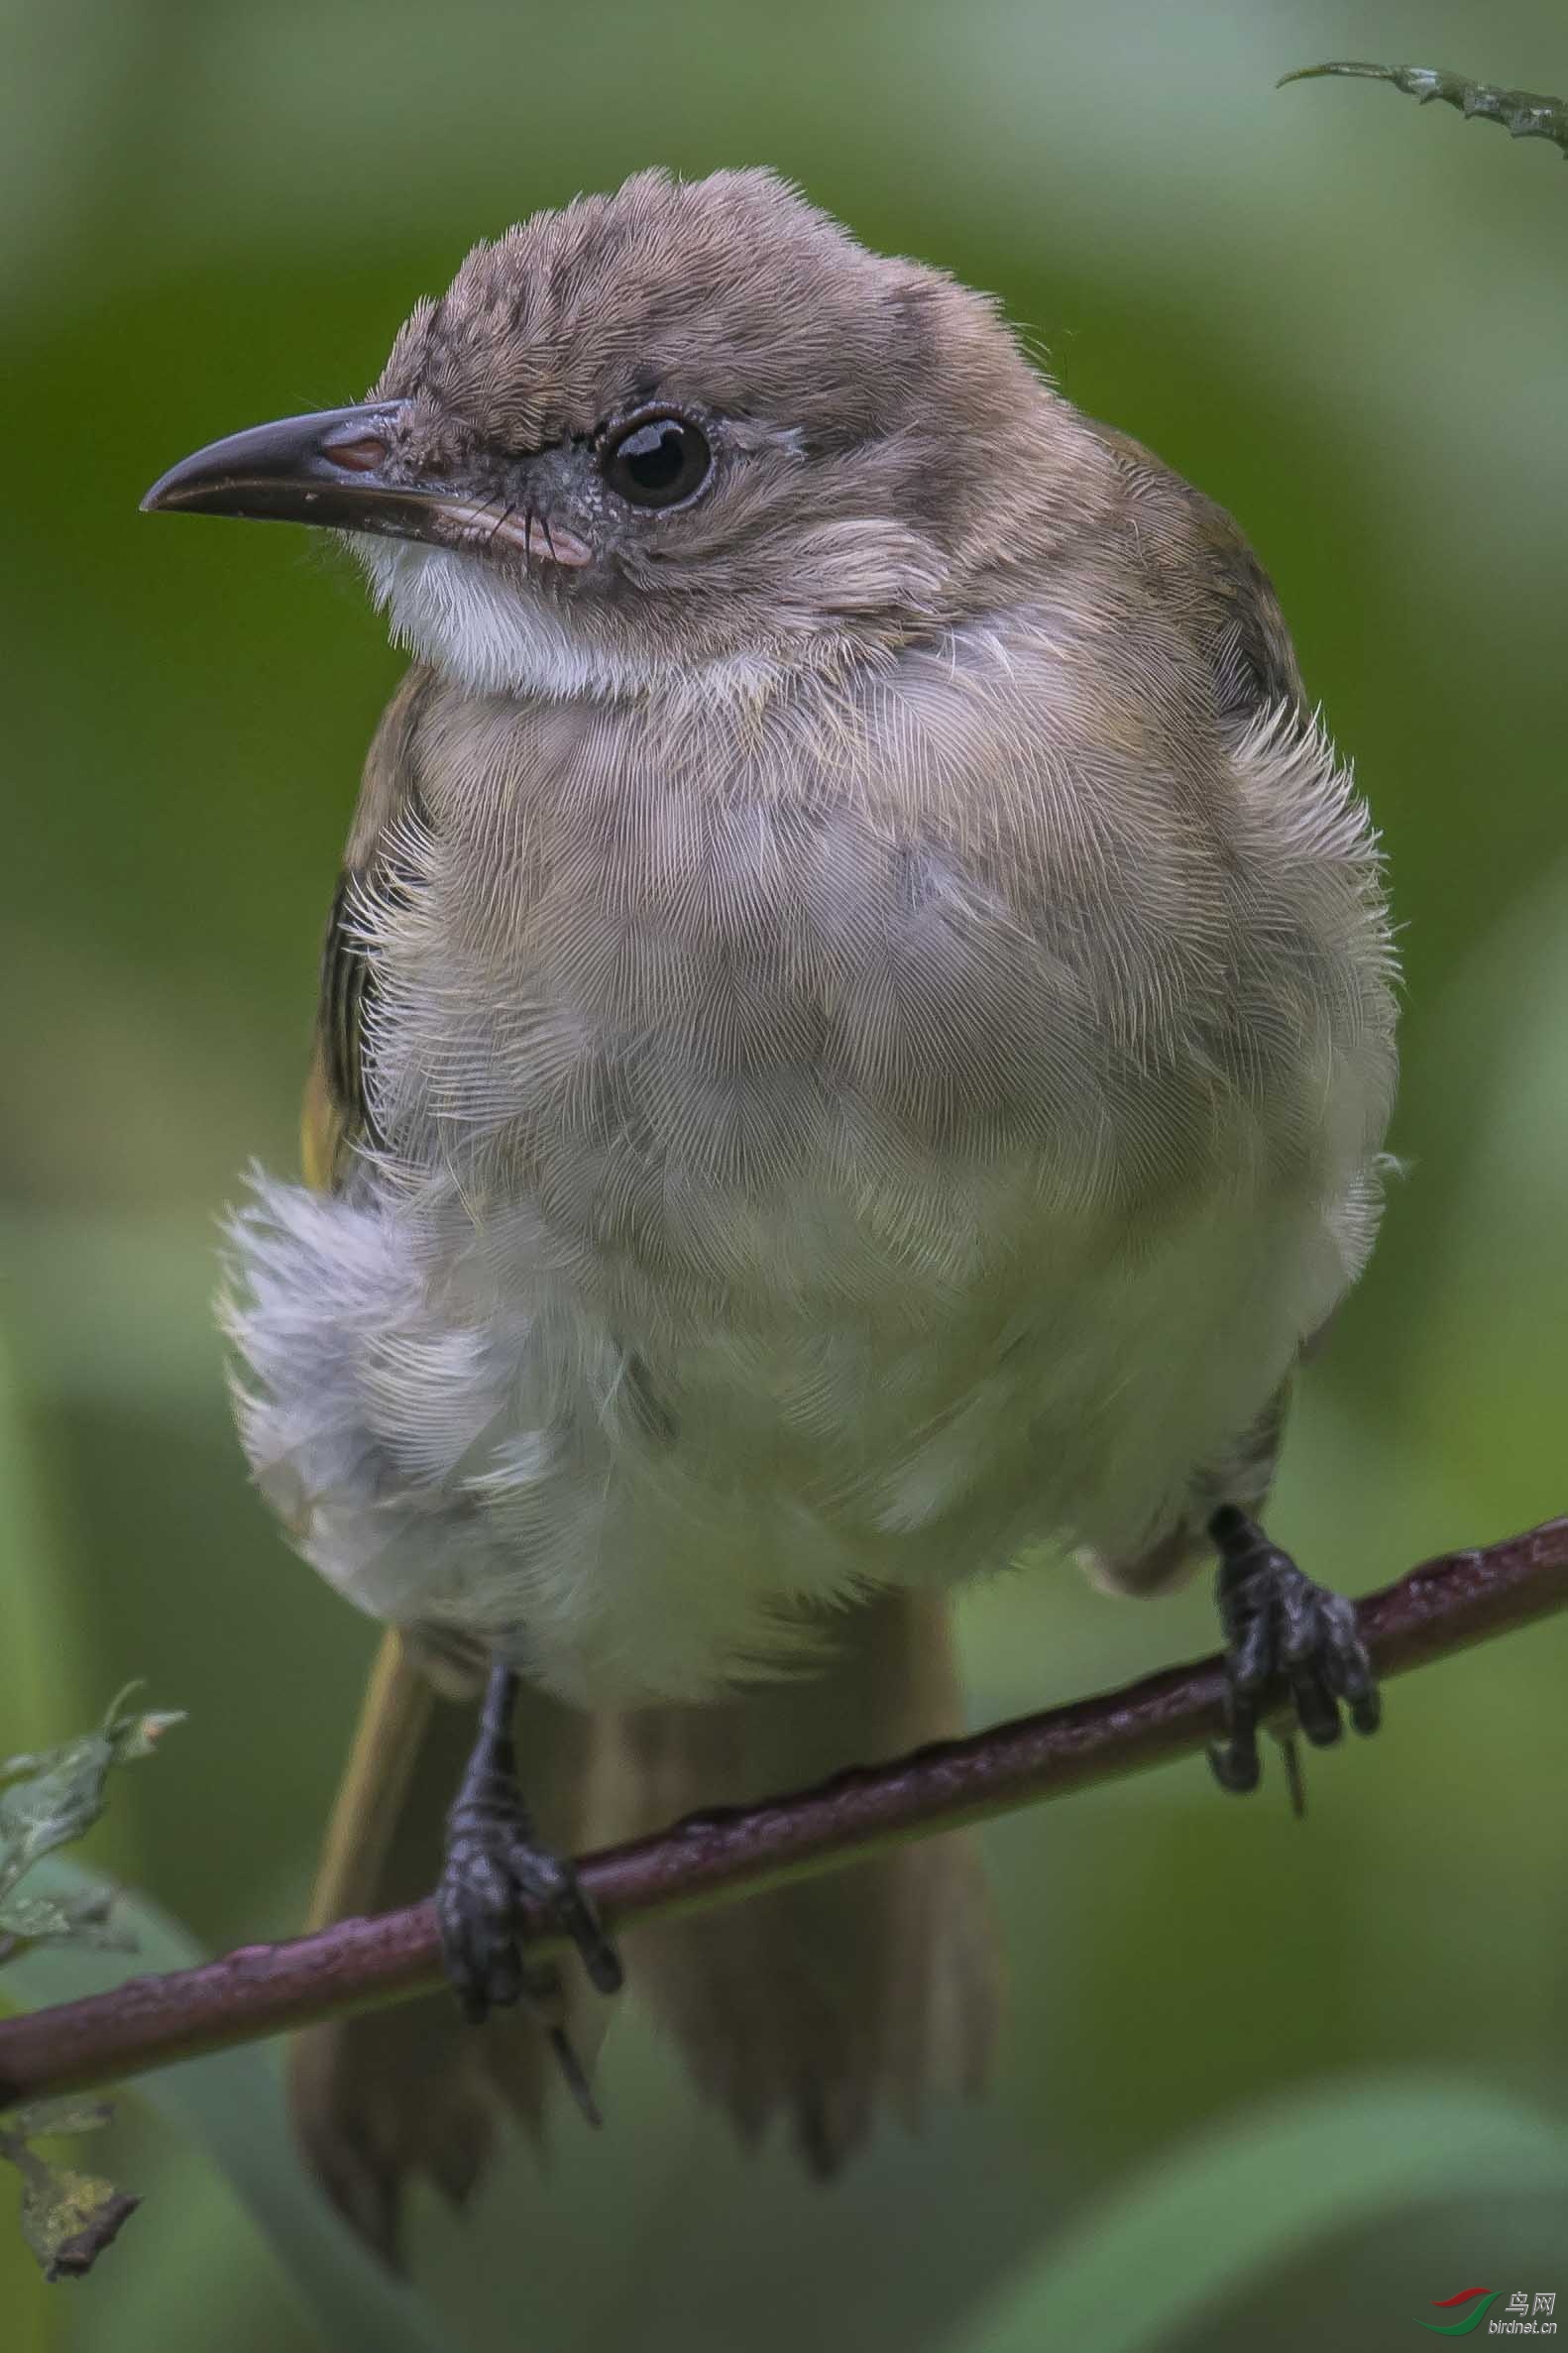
xmin=1 ymin=1514 xmax=1564 ymax=2111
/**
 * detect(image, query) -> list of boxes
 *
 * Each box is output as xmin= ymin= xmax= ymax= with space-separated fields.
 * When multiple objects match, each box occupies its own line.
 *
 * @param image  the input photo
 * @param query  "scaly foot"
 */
xmin=1206 ymin=1506 xmax=1381 ymax=1797
xmin=435 ymin=1664 xmax=622 ymax=2120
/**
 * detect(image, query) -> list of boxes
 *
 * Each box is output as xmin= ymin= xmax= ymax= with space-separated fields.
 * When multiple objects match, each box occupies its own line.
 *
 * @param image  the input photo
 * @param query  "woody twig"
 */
xmin=1 ymin=1513 xmax=1564 ymax=2111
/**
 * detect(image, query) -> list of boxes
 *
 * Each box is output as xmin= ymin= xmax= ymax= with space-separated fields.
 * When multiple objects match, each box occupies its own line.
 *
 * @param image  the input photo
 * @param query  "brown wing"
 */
xmin=301 ymin=663 xmax=438 ymax=1193
xmin=1085 ymin=418 xmax=1307 ymax=726
xmin=1082 ymin=431 xmax=1330 ymax=1600
xmin=292 ymin=662 xmax=614 ymax=2253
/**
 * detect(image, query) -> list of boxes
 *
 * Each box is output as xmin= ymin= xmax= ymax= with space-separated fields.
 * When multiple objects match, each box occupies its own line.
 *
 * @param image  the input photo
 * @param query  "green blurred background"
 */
xmin=4 ymin=1 xmax=1567 ymax=2346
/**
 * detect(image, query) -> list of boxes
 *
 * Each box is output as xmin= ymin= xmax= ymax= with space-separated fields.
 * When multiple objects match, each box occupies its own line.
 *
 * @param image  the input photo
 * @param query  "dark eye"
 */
xmin=602 ymin=412 xmax=712 ymax=509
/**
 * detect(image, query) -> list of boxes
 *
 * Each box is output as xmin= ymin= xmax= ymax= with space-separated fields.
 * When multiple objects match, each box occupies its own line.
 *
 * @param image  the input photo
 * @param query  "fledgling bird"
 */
xmin=144 ymin=168 xmax=1396 ymax=2259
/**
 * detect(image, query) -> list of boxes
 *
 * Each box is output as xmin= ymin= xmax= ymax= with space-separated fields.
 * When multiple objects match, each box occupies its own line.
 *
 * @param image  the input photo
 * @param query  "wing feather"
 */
xmin=301 ymin=664 xmax=438 ymax=1192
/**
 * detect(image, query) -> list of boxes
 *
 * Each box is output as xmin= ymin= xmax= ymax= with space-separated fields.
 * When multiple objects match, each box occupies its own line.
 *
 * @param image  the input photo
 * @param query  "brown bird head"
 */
xmin=144 ymin=168 xmax=1071 ymax=693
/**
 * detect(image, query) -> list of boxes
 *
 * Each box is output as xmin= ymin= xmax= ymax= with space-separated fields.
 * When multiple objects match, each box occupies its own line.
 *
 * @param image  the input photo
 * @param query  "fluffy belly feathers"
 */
xmin=226 ymin=1005 xmax=1385 ymax=1707
xmin=224 ymin=670 xmax=1396 ymax=1705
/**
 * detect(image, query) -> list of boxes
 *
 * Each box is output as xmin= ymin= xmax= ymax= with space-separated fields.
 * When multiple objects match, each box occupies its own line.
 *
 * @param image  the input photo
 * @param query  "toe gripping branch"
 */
xmin=434 ymin=1663 xmax=622 ymax=2122
xmin=1207 ymin=1506 xmax=1382 ymax=1800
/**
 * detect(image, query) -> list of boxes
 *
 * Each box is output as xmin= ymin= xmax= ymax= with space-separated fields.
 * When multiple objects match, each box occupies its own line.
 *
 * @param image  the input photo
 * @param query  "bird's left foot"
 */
xmin=1206 ymin=1506 xmax=1381 ymax=1797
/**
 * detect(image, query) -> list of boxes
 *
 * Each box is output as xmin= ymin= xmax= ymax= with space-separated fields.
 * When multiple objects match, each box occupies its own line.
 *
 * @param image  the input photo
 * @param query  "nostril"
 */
xmin=321 ymin=435 xmax=390 ymax=473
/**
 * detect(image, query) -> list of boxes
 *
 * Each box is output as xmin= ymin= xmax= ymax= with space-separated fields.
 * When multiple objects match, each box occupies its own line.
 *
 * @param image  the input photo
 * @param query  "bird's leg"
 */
xmin=435 ymin=1662 xmax=622 ymax=2119
xmin=1206 ymin=1506 xmax=1381 ymax=1798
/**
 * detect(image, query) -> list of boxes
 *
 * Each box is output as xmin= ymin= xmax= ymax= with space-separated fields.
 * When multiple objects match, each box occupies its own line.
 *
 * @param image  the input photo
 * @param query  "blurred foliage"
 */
xmin=958 ymin=2077 xmax=1568 ymax=2353
xmin=4 ymin=1 xmax=1568 ymax=2347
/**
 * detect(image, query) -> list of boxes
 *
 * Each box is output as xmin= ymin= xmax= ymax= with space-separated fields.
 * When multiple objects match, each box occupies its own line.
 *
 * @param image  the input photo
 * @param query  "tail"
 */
xmin=620 ymin=1591 xmax=1000 ymax=2172
xmin=290 ymin=1597 xmax=1000 ymax=2256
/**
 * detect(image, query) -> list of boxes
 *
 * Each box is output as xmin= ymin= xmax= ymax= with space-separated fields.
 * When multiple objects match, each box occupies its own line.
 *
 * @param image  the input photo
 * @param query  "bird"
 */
xmin=142 ymin=166 xmax=1396 ymax=2262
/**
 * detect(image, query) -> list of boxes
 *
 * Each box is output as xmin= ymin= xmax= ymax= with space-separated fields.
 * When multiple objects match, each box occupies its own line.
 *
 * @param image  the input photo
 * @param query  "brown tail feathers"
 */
xmin=289 ymin=1595 xmax=1000 ymax=2261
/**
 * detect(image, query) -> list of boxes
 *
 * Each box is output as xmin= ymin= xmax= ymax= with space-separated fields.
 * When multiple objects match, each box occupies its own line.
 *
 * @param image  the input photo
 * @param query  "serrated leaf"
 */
xmin=1281 ymin=61 xmax=1568 ymax=160
xmin=0 ymin=1696 xmax=180 ymax=2285
xmin=0 ymin=2080 xmax=140 ymax=2285
xmin=16 ymin=2156 xmax=138 ymax=2282
xmin=0 ymin=1883 xmax=134 ymax=1954
xmin=0 ymin=1691 xmax=182 ymax=1911
xmin=0 ymin=1893 xmax=82 ymax=1942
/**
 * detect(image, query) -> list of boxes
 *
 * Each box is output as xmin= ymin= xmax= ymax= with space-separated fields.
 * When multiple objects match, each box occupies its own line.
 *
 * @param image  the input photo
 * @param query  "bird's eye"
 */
xmin=602 ymin=412 xmax=712 ymax=509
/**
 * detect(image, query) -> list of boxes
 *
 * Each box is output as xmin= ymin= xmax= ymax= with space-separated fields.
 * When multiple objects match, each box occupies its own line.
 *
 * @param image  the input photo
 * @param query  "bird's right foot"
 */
xmin=435 ymin=1664 xmax=622 ymax=2121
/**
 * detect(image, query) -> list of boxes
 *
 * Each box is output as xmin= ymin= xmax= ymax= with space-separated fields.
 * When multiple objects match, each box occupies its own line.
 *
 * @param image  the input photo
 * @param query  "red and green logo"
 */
xmin=1420 ymin=2290 xmax=1503 ymax=2335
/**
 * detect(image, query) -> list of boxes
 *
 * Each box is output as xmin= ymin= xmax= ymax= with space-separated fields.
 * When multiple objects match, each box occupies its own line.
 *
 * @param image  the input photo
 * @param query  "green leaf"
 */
xmin=0 ymin=1885 xmax=135 ymax=1954
xmin=0 ymin=1692 xmax=183 ymax=2281
xmin=948 ymin=2073 xmax=1568 ymax=2353
xmin=9 ymin=2145 xmax=138 ymax=2284
xmin=3 ymin=1856 xmax=469 ymax=2353
xmin=0 ymin=1690 xmax=182 ymax=1925
xmin=1281 ymin=61 xmax=1568 ymax=160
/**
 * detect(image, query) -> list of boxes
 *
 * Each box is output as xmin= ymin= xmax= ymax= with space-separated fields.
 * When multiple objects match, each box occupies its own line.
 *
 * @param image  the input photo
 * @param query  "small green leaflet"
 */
xmin=1282 ymin=62 xmax=1568 ymax=162
xmin=0 ymin=1688 xmax=181 ymax=2279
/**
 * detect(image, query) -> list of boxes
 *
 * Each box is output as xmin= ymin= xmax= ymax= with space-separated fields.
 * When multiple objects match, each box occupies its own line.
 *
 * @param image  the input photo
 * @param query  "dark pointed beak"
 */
xmin=141 ymin=402 xmax=428 ymax=533
xmin=141 ymin=399 xmax=593 ymax=566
